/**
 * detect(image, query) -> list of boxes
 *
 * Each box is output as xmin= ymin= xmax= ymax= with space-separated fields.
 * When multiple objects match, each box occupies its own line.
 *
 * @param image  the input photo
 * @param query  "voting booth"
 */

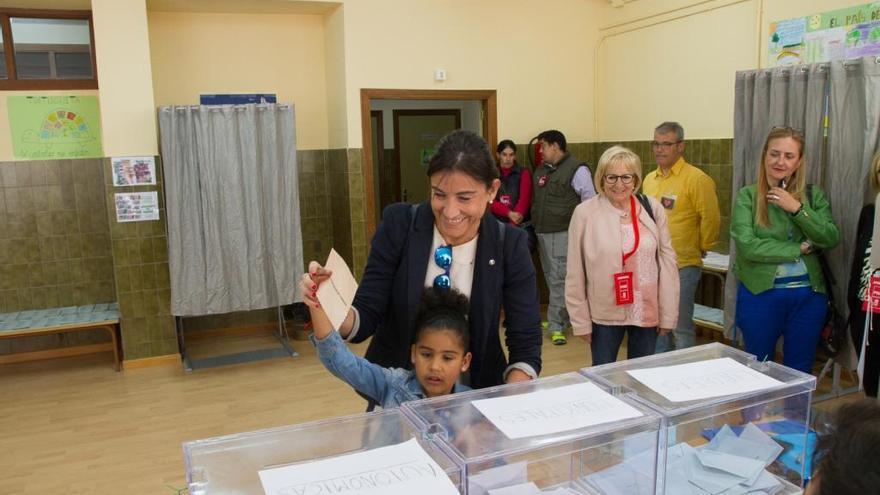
xmin=403 ymin=372 xmax=664 ymax=494
xmin=582 ymin=343 xmax=816 ymax=495
xmin=183 ymin=409 xmax=462 ymax=495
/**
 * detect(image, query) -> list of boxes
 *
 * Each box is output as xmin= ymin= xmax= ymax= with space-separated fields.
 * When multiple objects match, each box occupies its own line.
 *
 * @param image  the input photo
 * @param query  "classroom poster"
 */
xmin=112 ymin=156 xmax=156 ymax=186
xmin=768 ymin=2 xmax=880 ymax=67
xmin=7 ymin=95 xmax=103 ymax=160
xmin=115 ymin=192 xmax=160 ymax=222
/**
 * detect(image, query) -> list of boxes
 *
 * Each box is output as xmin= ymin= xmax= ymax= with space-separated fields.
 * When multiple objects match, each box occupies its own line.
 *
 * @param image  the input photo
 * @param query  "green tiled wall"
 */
xmin=0 ymin=159 xmax=116 ymax=353
xmin=103 ymin=157 xmax=176 ymax=360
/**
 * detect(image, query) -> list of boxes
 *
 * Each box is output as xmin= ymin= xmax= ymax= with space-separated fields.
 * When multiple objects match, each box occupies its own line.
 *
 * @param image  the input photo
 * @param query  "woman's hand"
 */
xmin=766 ymin=186 xmax=802 ymax=214
xmin=299 ymin=261 xmax=333 ymax=308
xmin=505 ymin=368 xmax=531 ymax=383
xmin=579 ymin=334 xmax=592 ymax=343
xmin=657 ymin=327 xmax=672 ymax=336
xmin=508 ymin=211 xmax=523 ymax=225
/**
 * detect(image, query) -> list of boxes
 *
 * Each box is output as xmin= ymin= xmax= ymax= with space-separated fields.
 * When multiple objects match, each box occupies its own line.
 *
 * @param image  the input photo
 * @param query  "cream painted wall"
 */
xmin=324 ymin=5 xmax=348 ymax=149
xmin=148 ymin=11 xmax=330 ymax=150
xmin=596 ymin=0 xmax=871 ymax=141
xmin=92 ymin=0 xmax=158 ymax=156
xmin=338 ymin=0 xmax=600 ymax=148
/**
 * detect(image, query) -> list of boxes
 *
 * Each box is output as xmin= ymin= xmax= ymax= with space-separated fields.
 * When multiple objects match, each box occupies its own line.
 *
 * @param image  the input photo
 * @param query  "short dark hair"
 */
xmin=811 ymin=399 xmax=880 ymax=495
xmin=496 ymin=139 xmax=516 ymax=154
xmin=413 ymin=287 xmax=470 ymax=352
xmin=537 ymin=129 xmax=566 ymax=152
xmin=654 ymin=121 xmax=684 ymax=141
xmin=426 ymin=130 xmax=498 ymax=189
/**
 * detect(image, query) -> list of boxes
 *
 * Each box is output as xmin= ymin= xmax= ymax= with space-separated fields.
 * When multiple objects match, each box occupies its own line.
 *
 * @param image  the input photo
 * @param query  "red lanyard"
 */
xmin=622 ymin=195 xmax=640 ymax=266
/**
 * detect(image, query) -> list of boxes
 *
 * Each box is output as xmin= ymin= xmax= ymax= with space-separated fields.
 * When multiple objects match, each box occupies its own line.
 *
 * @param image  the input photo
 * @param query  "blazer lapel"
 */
xmin=471 ymin=214 xmax=501 ymax=356
xmin=407 ymin=202 xmax=433 ymax=327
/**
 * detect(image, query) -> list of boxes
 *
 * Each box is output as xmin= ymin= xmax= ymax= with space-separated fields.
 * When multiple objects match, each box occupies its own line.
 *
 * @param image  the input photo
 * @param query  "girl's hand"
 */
xmin=766 ymin=186 xmax=801 ymax=214
xmin=299 ymin=261 xmax=333 ymax=308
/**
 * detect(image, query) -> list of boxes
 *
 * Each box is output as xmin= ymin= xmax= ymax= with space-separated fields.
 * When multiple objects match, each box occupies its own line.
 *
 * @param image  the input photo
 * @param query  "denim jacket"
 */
xmin=311 ymin=331 xmax=470 ymax=409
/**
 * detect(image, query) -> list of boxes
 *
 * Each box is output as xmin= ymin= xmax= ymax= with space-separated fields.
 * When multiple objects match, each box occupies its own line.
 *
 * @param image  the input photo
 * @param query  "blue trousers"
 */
xmin=735 ymin=283 xmax=827 ymax=374
xmin=591 ymin=323 xmax=657 ymax=366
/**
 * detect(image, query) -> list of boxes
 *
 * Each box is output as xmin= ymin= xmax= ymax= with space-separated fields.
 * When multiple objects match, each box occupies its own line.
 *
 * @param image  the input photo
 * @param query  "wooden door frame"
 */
xmin=369 ymin=110 xmax=385 ymax=212
xmin=360 ymin=88 xmax=497 ymax=239
xmin=391 ymin=108 xmax=461 ymax=204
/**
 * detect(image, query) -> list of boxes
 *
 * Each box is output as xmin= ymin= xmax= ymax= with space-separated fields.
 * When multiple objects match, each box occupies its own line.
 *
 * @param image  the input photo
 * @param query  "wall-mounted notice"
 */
xmin=471 ymin=382 xmax=643 ymax=440
xmin=768 ymin=2 xmax=880 ymax=67
xmin=7 ymin=95 xmax=103 ymax=160
xmin=626 ymin=357 xmax=784 ymax=403
xmin=257 ymin=438 xmax=459 ymax=495
xmin=112 ymin=156 xmax=156 ymax=186
xmin=115 ymin=192 xmax=159 ymax=223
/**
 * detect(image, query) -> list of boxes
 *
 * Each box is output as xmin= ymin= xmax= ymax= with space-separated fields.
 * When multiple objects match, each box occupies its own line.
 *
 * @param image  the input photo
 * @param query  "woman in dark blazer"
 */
xmin=303 ymin=130 xmax=542 ymax=390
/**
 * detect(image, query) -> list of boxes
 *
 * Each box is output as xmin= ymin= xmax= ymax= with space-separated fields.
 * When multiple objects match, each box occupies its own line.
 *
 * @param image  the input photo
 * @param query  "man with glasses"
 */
xmin=643 ymin=122 xmax=720 ymax=353
xmin=532 ymin=129 xmax=596 ymax=345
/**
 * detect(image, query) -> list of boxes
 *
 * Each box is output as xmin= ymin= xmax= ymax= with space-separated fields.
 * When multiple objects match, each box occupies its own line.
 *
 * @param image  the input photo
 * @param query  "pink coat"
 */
xmin=565 ymin=194 xmax=679 ymax=335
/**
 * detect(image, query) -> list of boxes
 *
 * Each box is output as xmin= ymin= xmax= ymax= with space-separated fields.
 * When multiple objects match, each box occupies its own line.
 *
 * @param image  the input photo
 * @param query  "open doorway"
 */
xmin=360 ymin=89 xmax=497 ymax=239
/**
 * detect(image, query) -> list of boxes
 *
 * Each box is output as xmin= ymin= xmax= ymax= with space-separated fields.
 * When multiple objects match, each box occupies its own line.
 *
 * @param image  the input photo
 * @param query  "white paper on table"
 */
xmin=541 ymin=488 xmax=582 ymax=495
xmin=257 ymin=438 xmax=459 ymax=495
xmin=316 ymin=248 xmax=359 ymax=330
xmin=470 ymin=382 xmax=643 ymax=440
xmin=625 ymin=358 xmax=785 ymax=403
xmin=487 ymin=481 xmax=541 ymax=495
xmin=468 ymin=462 xmax=529 ymax=495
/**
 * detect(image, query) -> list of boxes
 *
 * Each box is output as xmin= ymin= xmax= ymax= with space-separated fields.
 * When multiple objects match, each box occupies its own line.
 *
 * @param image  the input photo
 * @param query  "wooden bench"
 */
xmin=0 ymin=303 xmax=122 ymax=371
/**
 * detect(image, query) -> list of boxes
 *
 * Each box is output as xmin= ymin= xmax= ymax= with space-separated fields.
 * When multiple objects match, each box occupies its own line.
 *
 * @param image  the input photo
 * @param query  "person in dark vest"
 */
xmin=532 ymin=130 xmax=596 ymax=345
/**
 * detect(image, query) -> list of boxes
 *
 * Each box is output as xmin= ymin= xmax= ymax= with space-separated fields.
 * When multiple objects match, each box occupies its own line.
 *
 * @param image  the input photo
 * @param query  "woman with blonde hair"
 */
xmin=731 ymin=127 xmax=839 ymax=374
xmin=565 ymin=145 xmax=679 ymax=365
xmin=847 ymin=151 xmax=880 ymax=397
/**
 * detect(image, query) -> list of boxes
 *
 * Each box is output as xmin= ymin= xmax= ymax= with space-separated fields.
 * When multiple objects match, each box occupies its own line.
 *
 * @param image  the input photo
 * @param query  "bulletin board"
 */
xmin=768 ymin=2 xmax=880 ymax=67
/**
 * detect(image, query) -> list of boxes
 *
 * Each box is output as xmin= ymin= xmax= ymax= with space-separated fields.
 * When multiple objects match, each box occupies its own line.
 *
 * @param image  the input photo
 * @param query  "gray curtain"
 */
xmin=826 ymin=57 xmax=880 ymax=365
xmin=158 ymin=104 xmax=303 ymax=316
xmin=725 ymin=65 xmax=828 ymax=340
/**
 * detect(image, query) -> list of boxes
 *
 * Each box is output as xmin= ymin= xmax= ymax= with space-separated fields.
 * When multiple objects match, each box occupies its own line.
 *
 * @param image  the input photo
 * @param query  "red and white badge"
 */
xmin=862 ymin=275 xmax=880 ymax=313
xmin=538 ymin=175 xmax=549 ymax=187
xmin=500 ymin=194 xmax=511 ymax=206
xmin=614 ymin=272 xmax=634 ymax=305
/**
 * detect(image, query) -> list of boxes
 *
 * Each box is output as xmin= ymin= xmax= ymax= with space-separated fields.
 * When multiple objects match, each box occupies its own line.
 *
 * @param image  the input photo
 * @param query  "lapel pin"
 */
xmin=489 ymin=259 xmax=496 ymax=266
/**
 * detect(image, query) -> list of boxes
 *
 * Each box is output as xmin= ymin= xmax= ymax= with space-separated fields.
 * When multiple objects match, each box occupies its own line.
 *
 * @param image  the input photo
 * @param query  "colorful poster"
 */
xmin=7 ymin=95 xmax=103 ymax=160
xmin=115 ymin=192 xmax=160 ymax=223
xmin=768 ymin=2 xmax=880 ymax=67
xmin=112 ymin=156 xmax=156 ymax=186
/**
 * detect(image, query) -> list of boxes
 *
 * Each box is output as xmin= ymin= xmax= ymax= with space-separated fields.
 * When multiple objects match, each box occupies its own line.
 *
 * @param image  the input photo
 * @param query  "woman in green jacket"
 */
xmin=731 ymin=127 xmax=839 ymax=374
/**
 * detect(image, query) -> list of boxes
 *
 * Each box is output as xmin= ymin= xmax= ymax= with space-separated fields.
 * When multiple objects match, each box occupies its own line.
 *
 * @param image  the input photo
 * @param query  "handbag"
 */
xmin=807 ymin=185 xmax=846 ymax=357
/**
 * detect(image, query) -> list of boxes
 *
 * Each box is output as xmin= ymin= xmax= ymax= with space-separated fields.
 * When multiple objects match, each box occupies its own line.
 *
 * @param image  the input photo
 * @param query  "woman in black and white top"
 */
xmin=848 ymin=151 xmax=880 ymax=398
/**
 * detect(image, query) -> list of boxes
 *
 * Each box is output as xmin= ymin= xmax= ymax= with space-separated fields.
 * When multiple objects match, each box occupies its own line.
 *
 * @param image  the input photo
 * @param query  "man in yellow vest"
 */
xmin=642 ymin=122 xmax=720 ymax=352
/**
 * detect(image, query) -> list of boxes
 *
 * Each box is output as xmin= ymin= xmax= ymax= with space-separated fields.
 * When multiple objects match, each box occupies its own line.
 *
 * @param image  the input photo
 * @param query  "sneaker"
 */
xmin=550 ymin=330 xmax=567 ymax=345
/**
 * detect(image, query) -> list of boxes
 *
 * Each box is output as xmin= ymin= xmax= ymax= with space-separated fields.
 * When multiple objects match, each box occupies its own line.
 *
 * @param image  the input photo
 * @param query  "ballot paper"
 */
xmin=257 ymin=438 xmax=459 ymax=495
xmin=316 ymin=249 xmax=359 ymax=330
xmin=470 ymin=382 xmax=643 ymax=440
xmin=468 ymin=462 xmax=529 ymax=495
xmin=487 ymin=481 xmax=541 ymax=494
xmin=581 ymin=422 xmax=788 ymax=494
xmin=625 ymin=358 xmax=785 ymax=403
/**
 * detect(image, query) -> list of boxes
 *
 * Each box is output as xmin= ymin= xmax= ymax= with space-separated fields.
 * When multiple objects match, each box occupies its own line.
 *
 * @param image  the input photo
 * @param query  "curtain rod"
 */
xmin=161 ymin=104 xmax=292 ymax=112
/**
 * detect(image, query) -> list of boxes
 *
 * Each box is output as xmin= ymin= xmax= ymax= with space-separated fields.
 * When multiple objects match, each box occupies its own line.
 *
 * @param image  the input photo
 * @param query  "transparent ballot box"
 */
xmin=183 ymin=409 xmax=461 ymax=494
xmin=403 ymin=372 xmax=663 ymax=494
xmin=581 ymin=342 xmax=817 ymax=495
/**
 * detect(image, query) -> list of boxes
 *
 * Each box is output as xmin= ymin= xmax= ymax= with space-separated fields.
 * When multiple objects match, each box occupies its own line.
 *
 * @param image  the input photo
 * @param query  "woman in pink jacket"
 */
xmin=565 ymin=145 xmax=679 ymax=365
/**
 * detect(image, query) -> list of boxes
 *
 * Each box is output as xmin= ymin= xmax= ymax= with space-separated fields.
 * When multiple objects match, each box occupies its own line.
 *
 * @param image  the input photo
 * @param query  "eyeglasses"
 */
xmin=433 ymin=244 xmax=452 ymax=291
xmin=604 ymin=174 xmax=635 ymax=184
xmin=651 ymin=141 xmax=682 ymax=149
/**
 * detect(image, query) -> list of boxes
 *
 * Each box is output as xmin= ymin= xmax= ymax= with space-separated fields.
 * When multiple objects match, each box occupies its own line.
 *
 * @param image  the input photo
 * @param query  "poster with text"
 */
xmin=768 ymin=2 xmax=880 ymax=67
xmin=7 ymin=95 xmax=103 ymax=160
xmin=112 ymin=156 xmax=156 ymax=186
xmin=115 ymin=192 xmax=160 ymax=223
